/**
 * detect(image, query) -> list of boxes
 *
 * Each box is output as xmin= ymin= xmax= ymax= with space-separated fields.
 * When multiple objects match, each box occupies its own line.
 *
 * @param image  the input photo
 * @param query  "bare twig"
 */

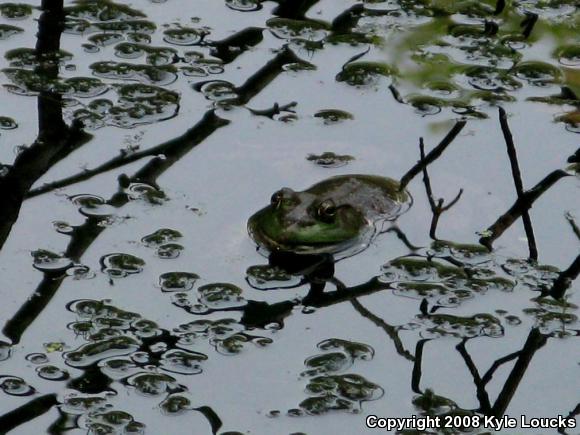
xmin=479 ymin=170 xmax=570 ymax=249
xmin=565 ymin=213 xmax=580 ymax=241
xmin=549 ymin=254 xmax=580 ymax=300
xmin=419 ymin=138 xmax=464 ymax=240
xmin=350 ymin=299 xmax=415 ymax=362
xmin=497 ymin=107 xmax=538 ymax=260
xmin=399 ymin=119 xmax=466 ymax=190
xmin=490 ymin=328 xmax=547 ymax=417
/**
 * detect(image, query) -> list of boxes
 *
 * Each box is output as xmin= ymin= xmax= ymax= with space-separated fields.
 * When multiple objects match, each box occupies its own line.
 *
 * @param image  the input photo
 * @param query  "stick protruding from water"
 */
xmin=398 ymin=119 xmax=466 ymax=191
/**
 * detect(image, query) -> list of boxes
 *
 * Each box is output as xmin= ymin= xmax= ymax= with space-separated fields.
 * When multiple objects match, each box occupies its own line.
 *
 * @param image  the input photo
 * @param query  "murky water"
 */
xmin=0 ymin=0 xmax=578 ymax=434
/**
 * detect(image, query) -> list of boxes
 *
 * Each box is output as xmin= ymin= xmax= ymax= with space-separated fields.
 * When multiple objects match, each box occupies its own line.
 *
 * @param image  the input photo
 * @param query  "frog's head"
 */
xmin=248 ymin=187 xmax=368 ymax=254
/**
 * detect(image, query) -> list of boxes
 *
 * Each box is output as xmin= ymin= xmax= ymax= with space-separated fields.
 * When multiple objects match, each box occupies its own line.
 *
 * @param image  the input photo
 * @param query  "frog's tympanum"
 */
xmin=248 ymin=175 xmax=411 ymax=255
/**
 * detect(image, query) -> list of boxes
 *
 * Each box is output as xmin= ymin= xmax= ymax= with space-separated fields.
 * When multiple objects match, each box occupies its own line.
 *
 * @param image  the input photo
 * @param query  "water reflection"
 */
xmin=0 ymin=0 xmax=578 ymax=433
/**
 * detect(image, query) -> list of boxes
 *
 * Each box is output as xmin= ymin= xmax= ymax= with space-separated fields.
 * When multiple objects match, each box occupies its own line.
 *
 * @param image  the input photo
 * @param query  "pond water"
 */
xmin=0 ymin=0 xmax=578 ymax=434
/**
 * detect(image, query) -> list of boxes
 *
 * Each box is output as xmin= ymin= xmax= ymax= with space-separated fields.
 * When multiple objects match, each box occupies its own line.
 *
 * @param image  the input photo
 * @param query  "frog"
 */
xmin=248 ymin=174 xmax=411 ymax=255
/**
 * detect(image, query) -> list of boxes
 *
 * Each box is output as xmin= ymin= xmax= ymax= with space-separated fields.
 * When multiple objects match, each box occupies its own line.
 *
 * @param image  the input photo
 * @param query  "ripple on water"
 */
xmin=196 ymin=80 xmax=239 ymax=104
xmin=301 ymin=374 xmax=384 ymax=415
xmin=127 ymin=182 xmax=168 ymax=204
xmin=70 ymin=193 xmax=116 ymax=218
xmin=31 ymin=249 xmax=73 ymax=273
xmin=306 ymin=151 xmax=355 ymax=168
xmin=0 ymin=116 xmax=18 ymax=129
xmin=90 ymin=61 xmax=177 ymax=86
xmin=0 ymin=24 xmax=24 ymax=40
xmin=141 ymin=228 xmax=182 ymax=246
xmin=0 ymin=3 xmax=34 ymax=19
xmin=125 ymin=372 xmax=182 ymax=396
xmin=292 ymin=339 xmax=381 ymax=415
xmin=160 ymin=394 xmax=193 ymax=415
xmin=100 ymin=253 xmax=145 ymax=277
xmin=197 ymin=283 xmax=247 ymax=309
xmin=64 ymin=336 xmax=141 ymax=368
xmin=0 ymin=376 xmax=35 ymax=396
xmin=245 ymin=264 xmax=301 ymax=290
xmin=158 ymin=271 xmax=199 ymax=292
xmin=225 ymin=0 xmax=262 ymax=12
xmin=163 ymin=27 xmax=208 ymax=46
xmin=25 ymin=352 xmax=49 ymax=364
xmin=36 ymin=365 xmax=70 ymax=381
xmin=159 ymin=349 xmax=208 ymax=375
xmin=84 ymin=410 xmax=146 ymax=435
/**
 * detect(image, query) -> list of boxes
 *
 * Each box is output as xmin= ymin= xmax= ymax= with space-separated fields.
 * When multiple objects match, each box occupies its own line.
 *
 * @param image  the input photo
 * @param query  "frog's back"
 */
xmin=306 ymin=174 xmax=411 ymax=221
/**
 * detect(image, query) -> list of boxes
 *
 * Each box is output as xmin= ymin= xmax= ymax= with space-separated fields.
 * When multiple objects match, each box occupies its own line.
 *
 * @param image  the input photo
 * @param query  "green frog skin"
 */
xmin=248 ymin=174 xmax=411 ymax=255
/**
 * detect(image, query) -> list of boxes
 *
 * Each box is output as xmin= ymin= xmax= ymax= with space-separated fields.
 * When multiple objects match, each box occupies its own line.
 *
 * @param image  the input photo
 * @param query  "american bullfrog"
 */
xmin=248 ymin=175 xmax=411 ymax=255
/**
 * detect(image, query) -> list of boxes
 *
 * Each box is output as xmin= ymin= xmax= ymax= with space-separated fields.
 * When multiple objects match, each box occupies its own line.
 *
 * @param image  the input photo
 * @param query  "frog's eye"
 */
xmin=317 ymin=199 xmax=337 ymax=222
xmin=271 ymin=190 xmax=284 ymax=206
